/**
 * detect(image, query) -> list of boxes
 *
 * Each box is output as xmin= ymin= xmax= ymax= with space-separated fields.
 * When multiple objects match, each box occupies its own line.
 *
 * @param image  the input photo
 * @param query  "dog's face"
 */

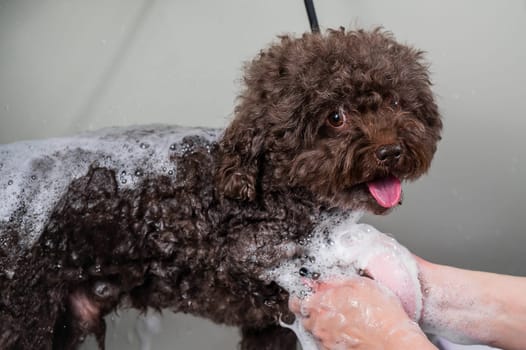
xmin=218 ymin=29 xmax=442 ymax=214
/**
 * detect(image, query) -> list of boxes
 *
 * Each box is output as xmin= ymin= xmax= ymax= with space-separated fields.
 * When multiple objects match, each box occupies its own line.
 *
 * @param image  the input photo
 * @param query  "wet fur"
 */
xmin=0 ymin=28 xmax=441 ymax=349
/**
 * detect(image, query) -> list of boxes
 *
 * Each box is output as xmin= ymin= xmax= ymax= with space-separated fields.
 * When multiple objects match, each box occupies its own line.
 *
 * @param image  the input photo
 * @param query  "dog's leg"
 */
xmin=51 ymin=290 xmax=107 ymax=350
xmin=240 ymin=325 xmax=297 ymax=350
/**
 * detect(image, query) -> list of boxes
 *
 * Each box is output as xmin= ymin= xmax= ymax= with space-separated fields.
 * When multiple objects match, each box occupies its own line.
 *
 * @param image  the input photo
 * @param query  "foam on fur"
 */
xmin=0 ymin=125 xmax=300 ymax=349
xmin=0 ymin=125 xmax=220 ymax=249
xmin=265 ymin=212 xmax=422 ymax=349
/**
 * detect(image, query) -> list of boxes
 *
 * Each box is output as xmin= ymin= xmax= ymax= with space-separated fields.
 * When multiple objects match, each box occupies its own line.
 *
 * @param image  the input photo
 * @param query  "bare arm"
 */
xmin=417 ymin=258 xmax=526 ymax=350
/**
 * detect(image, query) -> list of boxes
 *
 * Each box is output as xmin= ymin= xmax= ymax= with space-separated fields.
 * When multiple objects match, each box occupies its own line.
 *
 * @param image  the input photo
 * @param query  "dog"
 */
xmin=0 ymin=28 xmax=441 ymax=349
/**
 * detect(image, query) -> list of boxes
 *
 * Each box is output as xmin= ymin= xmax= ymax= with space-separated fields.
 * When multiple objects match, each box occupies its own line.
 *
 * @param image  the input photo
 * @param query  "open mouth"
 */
xmin=365 ymin=175 xmax=402 ymax=208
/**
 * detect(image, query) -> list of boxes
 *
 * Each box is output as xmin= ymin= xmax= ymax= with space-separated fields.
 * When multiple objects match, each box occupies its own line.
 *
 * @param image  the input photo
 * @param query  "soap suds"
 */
xmin=264 ymin=211 xmax=422 ymax=349
xmin=0 ymin=125 xmax=221 ymax=249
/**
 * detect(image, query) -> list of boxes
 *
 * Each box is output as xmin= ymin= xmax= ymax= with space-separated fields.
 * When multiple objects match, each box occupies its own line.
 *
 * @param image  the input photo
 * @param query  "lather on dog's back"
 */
xmin=0 ymin=28 xmax=441 ymax=349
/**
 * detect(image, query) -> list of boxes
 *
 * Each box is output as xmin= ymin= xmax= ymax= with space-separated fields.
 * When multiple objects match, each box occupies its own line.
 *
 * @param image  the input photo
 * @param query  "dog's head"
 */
xmin=217 ymin=28 xmax=442 ymax=214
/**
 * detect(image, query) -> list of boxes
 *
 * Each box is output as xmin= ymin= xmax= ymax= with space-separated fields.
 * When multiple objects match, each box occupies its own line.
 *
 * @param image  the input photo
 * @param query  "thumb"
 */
xmin=364 ymin=250 xmax=423 ymax=322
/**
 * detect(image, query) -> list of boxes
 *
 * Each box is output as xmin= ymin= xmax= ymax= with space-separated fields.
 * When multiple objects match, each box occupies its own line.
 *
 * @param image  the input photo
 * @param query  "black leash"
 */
xmin=304 ymin=0 xmax=320 ymax=33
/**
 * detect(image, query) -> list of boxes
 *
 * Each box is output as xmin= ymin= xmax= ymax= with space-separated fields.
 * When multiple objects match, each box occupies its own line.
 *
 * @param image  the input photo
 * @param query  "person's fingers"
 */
xmin=289 ymin=278 xmax=350 ymax=316
xmin=366 ymin=253 xmax=419 ymax=319
xmin=290 ymin=277 xmax=435 ymax=350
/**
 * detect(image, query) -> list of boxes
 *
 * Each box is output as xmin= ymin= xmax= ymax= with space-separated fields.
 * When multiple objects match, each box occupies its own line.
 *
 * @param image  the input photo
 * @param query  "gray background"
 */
xmin=1 ymin=0 xmax=525 ymax=349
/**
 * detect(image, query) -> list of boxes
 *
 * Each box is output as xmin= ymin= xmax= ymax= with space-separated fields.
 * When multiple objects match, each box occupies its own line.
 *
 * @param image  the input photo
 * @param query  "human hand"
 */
xmin=289 ymin=278 xmax=435 ymax=350
xmin=294 ymin=217 xmax=424 ymax=322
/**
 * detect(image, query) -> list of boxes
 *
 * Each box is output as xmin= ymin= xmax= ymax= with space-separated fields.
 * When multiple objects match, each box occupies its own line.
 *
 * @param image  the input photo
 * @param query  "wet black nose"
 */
xmin=376 ymin=144 xmax=402 ymax=162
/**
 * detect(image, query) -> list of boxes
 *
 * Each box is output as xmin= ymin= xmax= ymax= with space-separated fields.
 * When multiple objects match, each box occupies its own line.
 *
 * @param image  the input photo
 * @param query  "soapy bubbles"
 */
xmin=265 ymin=211 xmax=422 ymax=350
xmin=0 ymin=126 xmax=221 ymax=247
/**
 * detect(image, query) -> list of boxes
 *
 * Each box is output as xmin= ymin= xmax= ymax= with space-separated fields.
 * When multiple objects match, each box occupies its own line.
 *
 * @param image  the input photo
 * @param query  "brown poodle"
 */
xmin=0 ymin=28 xmax=441 ymax=349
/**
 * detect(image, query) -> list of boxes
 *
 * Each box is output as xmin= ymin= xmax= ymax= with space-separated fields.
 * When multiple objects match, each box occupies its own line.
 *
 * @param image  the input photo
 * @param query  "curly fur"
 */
xmin=219 ymin=28 xmax=441 ymax=211
xmin=0 ymin=28 xmax=441 ymax=349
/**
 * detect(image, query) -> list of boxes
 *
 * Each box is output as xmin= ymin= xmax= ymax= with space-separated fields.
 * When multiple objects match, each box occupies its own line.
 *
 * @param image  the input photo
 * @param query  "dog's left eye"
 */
xmin=327 ymin=111 xmax=346 ymax=128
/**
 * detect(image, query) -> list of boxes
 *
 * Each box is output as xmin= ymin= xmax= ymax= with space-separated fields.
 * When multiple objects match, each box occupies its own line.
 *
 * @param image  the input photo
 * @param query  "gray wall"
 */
xmin=1 ymin=0 xmax=525 ymax=349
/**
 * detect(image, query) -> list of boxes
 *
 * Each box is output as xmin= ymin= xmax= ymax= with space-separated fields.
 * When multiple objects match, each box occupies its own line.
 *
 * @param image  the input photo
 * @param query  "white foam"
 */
xmin=264 ymin=211 xmax=422 ymax=349
xmin=438 ymin=337 xmax=500 ymax=350
xmin=0 ymin=125 xmax=221 ymax=247
xmin=280 ymin=316 xmax=319 ymax=350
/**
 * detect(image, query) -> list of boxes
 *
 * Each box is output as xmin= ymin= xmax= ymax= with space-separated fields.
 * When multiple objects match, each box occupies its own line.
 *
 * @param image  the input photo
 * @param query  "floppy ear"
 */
xmin=216 ymin=117 xmax=265 ymax=201
xmin=217 ymin=34 xmax=296 ymax=201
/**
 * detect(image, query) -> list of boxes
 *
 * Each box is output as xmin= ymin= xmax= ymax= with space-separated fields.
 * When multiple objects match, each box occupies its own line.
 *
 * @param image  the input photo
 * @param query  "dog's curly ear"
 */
xmin=216 ymin=118 xmax=264 ymax=201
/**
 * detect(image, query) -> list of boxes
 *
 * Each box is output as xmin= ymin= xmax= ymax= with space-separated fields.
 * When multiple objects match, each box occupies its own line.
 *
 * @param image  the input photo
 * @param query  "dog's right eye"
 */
xmin=327 ymin=111 xmax=346 ymax=128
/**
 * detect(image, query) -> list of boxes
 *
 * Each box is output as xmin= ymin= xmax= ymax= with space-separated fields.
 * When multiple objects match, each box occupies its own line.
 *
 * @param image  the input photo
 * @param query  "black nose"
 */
xmin=376 ymin=144 xmax=402 ymax=162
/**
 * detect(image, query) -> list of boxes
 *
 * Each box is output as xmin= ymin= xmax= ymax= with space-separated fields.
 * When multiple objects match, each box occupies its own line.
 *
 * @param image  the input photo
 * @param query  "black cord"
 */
xmin=304 ymin=0 xmax=320 ymax=33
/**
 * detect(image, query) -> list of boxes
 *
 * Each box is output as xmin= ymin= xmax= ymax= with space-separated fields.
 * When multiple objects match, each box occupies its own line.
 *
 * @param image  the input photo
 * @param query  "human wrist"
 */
xmin=416 ymin=259 xmax=479 ymax=342
xmin=385 ymin=319 xmax=437 ymax=349
xmin=416 ymin=258 xmax=511 ymax=346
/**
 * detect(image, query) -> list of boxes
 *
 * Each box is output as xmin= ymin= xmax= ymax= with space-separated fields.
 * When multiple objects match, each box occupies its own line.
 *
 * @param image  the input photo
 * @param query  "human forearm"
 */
xmin=418 ymin=258 xmax=526 ymax=349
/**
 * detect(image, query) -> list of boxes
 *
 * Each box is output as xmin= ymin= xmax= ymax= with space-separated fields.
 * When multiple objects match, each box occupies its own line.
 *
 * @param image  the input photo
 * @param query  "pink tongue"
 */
xmin=366 ymin=176 xmax=402 ymax=208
